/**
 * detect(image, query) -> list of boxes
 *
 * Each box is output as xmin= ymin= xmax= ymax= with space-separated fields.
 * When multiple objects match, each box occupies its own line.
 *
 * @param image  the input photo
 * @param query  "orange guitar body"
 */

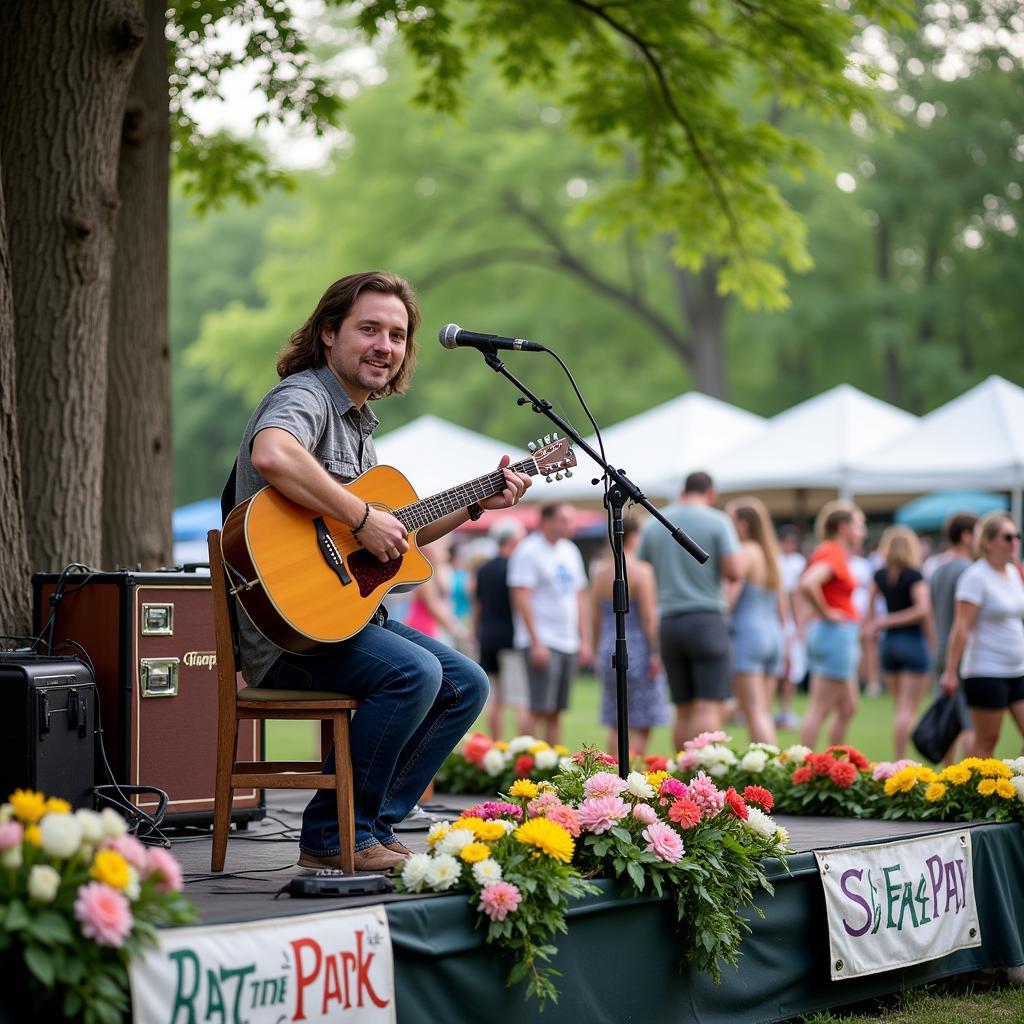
xmin=221 ymin=465 xmax=433 ymax=653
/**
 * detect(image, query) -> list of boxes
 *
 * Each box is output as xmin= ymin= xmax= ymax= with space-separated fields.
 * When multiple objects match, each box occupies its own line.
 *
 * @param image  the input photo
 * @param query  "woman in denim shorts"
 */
xmin=798 ymin=501 xmax=866 ymax=750
xmin=862 ymin=526 xmax=934 ymax=759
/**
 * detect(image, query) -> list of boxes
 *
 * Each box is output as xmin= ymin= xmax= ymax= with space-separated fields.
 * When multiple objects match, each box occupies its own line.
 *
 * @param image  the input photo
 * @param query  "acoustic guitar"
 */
xmin=220 ymin=436 xmax=577 ymax=653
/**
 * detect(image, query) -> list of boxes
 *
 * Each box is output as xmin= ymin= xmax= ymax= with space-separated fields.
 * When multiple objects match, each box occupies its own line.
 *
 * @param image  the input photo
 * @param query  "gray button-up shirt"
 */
xmin=233 ymin=365 xmax=380 ymax=685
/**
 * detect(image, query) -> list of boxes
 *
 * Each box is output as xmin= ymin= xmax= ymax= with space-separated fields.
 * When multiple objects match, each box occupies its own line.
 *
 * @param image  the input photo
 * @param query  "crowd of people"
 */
xmin=403 ymin=472 xmax=1024 ymax=764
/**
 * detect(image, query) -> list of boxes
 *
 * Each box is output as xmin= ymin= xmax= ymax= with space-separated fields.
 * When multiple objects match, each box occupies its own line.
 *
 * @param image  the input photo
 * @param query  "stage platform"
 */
xmin=167 ymin=793 xmax=1024 ymax=1023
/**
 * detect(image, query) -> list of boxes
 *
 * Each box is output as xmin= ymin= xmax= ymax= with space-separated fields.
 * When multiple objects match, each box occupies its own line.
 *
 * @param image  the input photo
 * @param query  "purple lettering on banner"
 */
xmin=955 ymin=857 xmax=967 ymax=913
xmin=944 ymin=861 xmax=960 ymax=914
xmin=926 ymin=854 xmax=944 ymax=919
xmin=841 ymin=869 xmax=872 ymax=937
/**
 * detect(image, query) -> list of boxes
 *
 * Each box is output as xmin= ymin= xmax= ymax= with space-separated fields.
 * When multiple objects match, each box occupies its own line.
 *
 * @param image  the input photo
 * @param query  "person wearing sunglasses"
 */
xmin=941 ymin=511 xmax=1024 ymax=756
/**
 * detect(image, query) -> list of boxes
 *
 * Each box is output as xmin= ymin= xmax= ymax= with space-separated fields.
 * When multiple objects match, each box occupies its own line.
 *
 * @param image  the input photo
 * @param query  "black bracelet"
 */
xmin=351 ymin=501 xmax=371 ymax=535
xmin=466 ymin=503 xmax=484 ymax=522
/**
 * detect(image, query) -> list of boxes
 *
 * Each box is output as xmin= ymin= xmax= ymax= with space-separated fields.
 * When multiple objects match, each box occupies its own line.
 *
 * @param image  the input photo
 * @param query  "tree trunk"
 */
xmin=0 ymin=1 xmax=145 ymax=572
xmin=103 ymin=0 xmax=172 ymax=569
xmin=876 ymin=217 xmax=902 ymax=406
xmin=671 ymin=260 xmax=731 ymax=399
xmin=0 ymin=164 xmax=32 ymax=638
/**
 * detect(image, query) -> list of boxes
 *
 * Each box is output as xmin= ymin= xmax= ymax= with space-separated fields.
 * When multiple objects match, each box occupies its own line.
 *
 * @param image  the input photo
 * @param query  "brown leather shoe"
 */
xmin=384 ymin=841 xmax=414 ymax=857
xmin=297 ymin=846 xmax=407 ymax=874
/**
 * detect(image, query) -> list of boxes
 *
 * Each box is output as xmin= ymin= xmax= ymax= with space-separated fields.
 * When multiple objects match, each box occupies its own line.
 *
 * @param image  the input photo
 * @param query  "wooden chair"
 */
xmin=207 ymin=529 xmax=359 ymax=873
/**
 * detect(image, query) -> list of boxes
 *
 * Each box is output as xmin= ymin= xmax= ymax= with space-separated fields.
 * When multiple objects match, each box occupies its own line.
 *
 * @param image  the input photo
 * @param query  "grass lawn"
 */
xmin=265 ymin=671 xmax=1024 ymax=763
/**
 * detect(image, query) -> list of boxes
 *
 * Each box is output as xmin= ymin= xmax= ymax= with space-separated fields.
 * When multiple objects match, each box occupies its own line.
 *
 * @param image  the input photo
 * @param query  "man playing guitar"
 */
xmin=231 ymin=271 xmax=531 ymax=873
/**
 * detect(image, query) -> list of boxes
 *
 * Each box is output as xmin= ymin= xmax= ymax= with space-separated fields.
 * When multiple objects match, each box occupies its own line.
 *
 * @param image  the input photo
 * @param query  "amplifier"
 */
xmin=0 ymin=654 xmax=96 ymax=809
xmin=32 ymin=568 xmax=263 ymax=827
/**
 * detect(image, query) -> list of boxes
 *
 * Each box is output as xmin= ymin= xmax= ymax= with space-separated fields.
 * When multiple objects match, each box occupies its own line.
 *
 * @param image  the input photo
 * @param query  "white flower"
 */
xmin=426 ymin=821 xmax=449 ymax=846
xmin=482 ymin=749 xmax=507 ymax=777
xmin=783 ymin=744 xmax=812 ymax=765
xmin=499 ymin=820 xmax=516 ymax=834
xmin=749 ymin=743 xmax=780 ymax=755
xmin=125 ymin=866 xmax=141 ymax=902
xmin=558 ymin=756 xmax=580 ymax=773
xmin=1003 ymin=757 xmax=1024 ymax=776
xmin=740 ymin=750 xmax=769 ymax=773
xmin=507 ymin=735 xmax=538 ymax=755
xmin=75 ymin=809 xmax=104 ymax=844
xmin=401 ymin=854 xmax=433 ymax=892
xmin=698 ymin=744 xmax=736 ymax=767
xmin=1 ymin=846 xmax=22 ymax=870
xmin=99 ymin=807 xmax=128 ymax=838
xmin=438 ymin=829 xmax=475 ymax=856
xmin=39 ymin=813 xmax=82 ymax=859
xmin=625 ymin=772 xmax=655 ymax=800
xmin=425 ymin=853 xmax=462 ymax=891
xmin=534 ymin=748 xmax=559 ymax=771
xmin=706 ymin=762 xmax=730 ymax=778
xmin=27 ymin=865 xmax=61 ymax=903
xmin=665 ymin=759 xmax=678 ymax=773
xmin=743 ymin=807 xmax=776 ymax=840
xmin=471 ymin=858 xmax=503 ymax=884
xmin=1011 ymin=776 xmax=1024 ymax=801
xmin=775 ymin=824 xmax=791 ymax=848
xmin=0 ymin=803 xmax=12 ymax=823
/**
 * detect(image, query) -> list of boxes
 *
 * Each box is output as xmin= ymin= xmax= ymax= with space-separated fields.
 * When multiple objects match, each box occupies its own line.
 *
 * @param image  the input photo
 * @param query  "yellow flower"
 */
xmin=553 ymin=745 xmax=569 ymax=756
xmin=528 ymin=742 xmax=550 ymax=755
xmin=10 ymin=789 xmax=47 ymax=824
xmin=459 ymin=842 xmax=491 ymax=864
xmin=994 ymin=779 xmax=1016 ymax=799
xmin=514 ymin=818 xmax=574 ymax=863
xmin=91 ymin=850 xmax=131 ymax=891
xmin=509 ymin=779 xmax=539 ymax=799
xmin=42 ymin=797 xmax=71 ymax=816
xmin=960 ymin=757 xmax=985 ymax=771
xmin=924 ymin=783 xmax=947 ymax=803
xmin=646 ymin=771 xmax=670 ymax=789
xmin=884 ymin=769 xmax=918 ymax=795
xmin=475 ymin=821 xmax=506 ymax=842
xmin=979 ymin=759 xmax=1013 ymax=779
xmin=24 ymin=824 xmax=42 ymax=847
xmin=451 ymin=817 xmax=486 ymax=833
xmin=940 ymin=765 xmax=971 ymax=786
xmin=977 ymin=779 xmax=997 ymax=797
xmin=426 ymin=823 xmax=449 ymax=848
xmin=915 ymin=767 xmax=939 ymax=784
xmin=536 ymin=781 xmax=555 ymax=793
xmin=494 ymin=741 xmax=509 ymax=752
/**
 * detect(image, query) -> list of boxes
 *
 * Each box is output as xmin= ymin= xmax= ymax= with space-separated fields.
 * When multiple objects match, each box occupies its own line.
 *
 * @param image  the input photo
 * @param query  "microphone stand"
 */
xmin=480 ymin=349 xmax=708 ymax=778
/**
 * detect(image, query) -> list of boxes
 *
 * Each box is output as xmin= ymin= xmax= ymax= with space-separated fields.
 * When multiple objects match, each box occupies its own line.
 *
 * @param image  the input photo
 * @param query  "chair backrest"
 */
xmin=207 ymin=529 xmax=242 ymax=717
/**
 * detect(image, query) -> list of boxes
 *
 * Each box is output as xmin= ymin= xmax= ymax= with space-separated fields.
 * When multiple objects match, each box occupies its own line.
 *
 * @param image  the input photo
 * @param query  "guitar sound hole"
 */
xmin=347 ymin=549 xmax=403 ymax=598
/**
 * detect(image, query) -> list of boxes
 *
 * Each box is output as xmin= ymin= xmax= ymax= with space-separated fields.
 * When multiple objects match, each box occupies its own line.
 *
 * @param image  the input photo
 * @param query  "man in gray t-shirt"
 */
xmin=638 ymin=471 xmax=741 ymax=749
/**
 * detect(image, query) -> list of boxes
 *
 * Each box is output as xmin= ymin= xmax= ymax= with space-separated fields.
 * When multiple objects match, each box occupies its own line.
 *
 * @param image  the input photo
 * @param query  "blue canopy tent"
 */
xmin=894 ymin=490 xmax=1008 ymax=532
xmin=172 ymin=498 xmax=223 ymax=542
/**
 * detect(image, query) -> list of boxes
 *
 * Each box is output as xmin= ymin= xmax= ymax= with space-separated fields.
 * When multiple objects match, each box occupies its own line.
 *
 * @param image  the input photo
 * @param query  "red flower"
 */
xmin=462 ymin=731 xmax=494 ymax=767
xmin=828 ymin=761 xmax=858 ymax=788
xmin=807 ymin=753 xmax=833 ymax=777
xmin=791 ymin=766 xmax=813 ymax=785
xmin=513 ymin=754 xmax=535 ymax=777
xmin=668 ymin=797 xmax=701 ymax=829
xmin=644 ymin=755 xmax=670 ymax=772
xmin=742 ymin=785 xmax=774 ymax=812
xmin=825 ymin=745 xmax=869 ymax=770
xmin=725 ymin=787 xmax=749 ymax=820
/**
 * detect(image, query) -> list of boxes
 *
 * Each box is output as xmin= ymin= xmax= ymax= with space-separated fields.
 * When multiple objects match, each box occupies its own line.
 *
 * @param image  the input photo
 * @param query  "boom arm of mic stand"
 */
xmin=481 ymin=350 xmax=709 ymax=564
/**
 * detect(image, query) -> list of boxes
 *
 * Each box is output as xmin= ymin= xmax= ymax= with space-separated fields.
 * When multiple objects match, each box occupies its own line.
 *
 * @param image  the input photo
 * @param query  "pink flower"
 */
xmin=74 ymin=882 xmax=133 ymax=947
xmin=675 ymin=751 xmax=698 ymax=773
xmin=584 ymin=772 xmax=628 ymax=799
xmin=0 ymin=820 xmax=24 ymax=851
xmin=681 ymin=772 xmax=725 ymax=817
xmin=546 ymin=805 xmax=582 ymax=838
xmin=527 ymin=792 xmax=563 ymax=818
xmin=872 ymin=759 xmax=916 ymax=782
xmin=477 ymin=881 xmax=521 ymax=922
xmin=642 ymin=821 xmax=683 ymax=863
xmin=577 ymin=795 xmax=630 ymax=834
xmin=659 ymin=778 xmax=685 ymax=800
xmin=464 ymin=802 xmax=522 ymax=821
xmin=144 ymin=847 xmax=184 ymax=892
xmin=683 ymin=731 xmax=729 ymax=752
xmin=106 ymin=833 xmax=147 ymax=872
xmin=668 ymin=798 xmax=701 ymax=829
xmin=632 ymin=803 xmax=657 ymax=825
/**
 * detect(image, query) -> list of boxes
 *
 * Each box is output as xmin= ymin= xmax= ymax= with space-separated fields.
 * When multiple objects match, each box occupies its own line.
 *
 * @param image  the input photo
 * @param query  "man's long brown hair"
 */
xmin=276 ymin=271 xmax=420 ymax=399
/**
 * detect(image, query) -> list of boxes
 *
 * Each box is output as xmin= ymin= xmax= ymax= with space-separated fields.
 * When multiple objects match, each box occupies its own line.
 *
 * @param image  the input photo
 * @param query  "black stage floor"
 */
xmin=169 ymin=791 xmax=978 ymax=925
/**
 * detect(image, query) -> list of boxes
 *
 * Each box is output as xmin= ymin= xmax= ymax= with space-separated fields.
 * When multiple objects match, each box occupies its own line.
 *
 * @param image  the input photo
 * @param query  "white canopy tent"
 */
xmin=849 ymin=375 xmax=1024 ymax=523
xmin=541 ymin=392 xmax=767 ymax=503
xmin=374 ymin=414 xmax=524 ymax=498
xmin=707 ymin=384 xmax=918 ymax=497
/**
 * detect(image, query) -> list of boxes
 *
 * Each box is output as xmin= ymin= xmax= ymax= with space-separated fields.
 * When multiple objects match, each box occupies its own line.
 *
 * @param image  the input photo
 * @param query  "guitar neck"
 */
xmin=396 ymin=456 xmax=538 ymax=531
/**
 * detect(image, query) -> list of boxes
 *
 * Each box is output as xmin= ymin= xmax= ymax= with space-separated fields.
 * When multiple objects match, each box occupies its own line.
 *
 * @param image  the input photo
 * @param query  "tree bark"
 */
xmin=0 ymin=1 xmax=145 ymax=572
xmin=103 ymin=0 xmax=172 ymax=569
xmin=876 ymin=217 xmax=902 ymax=406
xmin=0 ymin=164 xmax=32 ymax=638
xmin=671 ymin=260 xmax=731 ymax=399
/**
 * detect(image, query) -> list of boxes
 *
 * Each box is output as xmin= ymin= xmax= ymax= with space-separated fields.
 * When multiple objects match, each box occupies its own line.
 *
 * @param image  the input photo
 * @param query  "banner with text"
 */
xmin=814 ymin=830 xmax=981 ymax=981
xmin=129 ymin=905 xmax=395 ymax=1023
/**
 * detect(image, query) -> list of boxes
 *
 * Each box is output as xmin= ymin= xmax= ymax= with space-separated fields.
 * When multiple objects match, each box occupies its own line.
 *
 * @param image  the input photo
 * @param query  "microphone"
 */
xmin=439 ymin=323 xmax=546 ymax=353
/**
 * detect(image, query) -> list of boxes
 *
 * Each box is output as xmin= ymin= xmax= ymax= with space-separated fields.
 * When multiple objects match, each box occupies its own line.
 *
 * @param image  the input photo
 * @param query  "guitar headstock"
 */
xmin=529 ymin=433 xmax=577 ymax=483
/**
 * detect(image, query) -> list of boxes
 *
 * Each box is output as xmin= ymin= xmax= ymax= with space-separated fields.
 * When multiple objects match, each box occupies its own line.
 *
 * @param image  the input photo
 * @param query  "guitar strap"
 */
xmin=219 ymin=460 xmax=242 ymax=661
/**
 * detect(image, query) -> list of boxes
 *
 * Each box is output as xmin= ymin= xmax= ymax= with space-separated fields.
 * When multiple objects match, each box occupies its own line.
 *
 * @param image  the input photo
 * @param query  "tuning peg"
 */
xmin=555 ymin=472 xmax=563 ymax=481
xmin=544 ymin=434 xmax=552 ymax=444
xmin=552 ymin=432 xmax=558 ymax=439
xmin=565 ymin=469 xmax=572 ymax=478
xmin=545 ymin=475 xmax=553 ymax=483
xmin=528 ymin=441 xmax=537 ymax=452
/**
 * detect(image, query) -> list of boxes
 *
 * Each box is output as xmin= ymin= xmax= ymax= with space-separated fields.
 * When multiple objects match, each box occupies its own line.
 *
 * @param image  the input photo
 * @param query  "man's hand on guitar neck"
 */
xmin=357 ymin=506 xmax=410 ymax=563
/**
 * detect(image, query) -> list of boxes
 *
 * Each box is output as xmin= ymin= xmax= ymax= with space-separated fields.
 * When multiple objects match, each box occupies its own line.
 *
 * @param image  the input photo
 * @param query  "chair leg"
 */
xmin=332 ymin=710 xmax=355 ymax=875
xmin=211 ymin=718 xmax=239 ymax=872
xmin=319 ymin=718 xmax=332 ymax=764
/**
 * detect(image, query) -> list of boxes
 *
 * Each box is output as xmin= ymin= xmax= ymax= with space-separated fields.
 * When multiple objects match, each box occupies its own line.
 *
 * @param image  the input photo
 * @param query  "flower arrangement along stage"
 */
xmin=438 ymin=731 xmax=1024 ymax=825
xmin=0 ymin=789 xmax=195 ymax=1024
xmin=433 ymin=732 xmax=568 ymax=794
xmin=396 ymin=748 xmax=791 ymax=1006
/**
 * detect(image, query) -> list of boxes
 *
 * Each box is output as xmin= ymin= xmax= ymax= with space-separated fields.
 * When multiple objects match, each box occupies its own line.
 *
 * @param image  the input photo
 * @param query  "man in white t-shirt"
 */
xmin=776 ymin=525 xmax=807 ymax=729
xmin=508 ymin=502 xmax=591 ymax=743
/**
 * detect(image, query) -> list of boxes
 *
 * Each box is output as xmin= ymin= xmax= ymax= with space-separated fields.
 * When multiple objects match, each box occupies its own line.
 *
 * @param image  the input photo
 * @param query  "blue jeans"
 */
xmin=263 ymin=617 xmax=488 ymax=855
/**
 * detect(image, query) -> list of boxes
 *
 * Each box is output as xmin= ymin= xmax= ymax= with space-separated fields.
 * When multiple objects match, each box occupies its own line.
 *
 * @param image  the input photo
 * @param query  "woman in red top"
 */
xmin=798 ymin=501 xmax=866 ymax=750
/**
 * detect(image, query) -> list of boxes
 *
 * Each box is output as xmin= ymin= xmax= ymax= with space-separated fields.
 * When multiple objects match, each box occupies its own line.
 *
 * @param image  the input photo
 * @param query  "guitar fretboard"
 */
xmin=395 ymin=456 xmax=538 ymax=531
